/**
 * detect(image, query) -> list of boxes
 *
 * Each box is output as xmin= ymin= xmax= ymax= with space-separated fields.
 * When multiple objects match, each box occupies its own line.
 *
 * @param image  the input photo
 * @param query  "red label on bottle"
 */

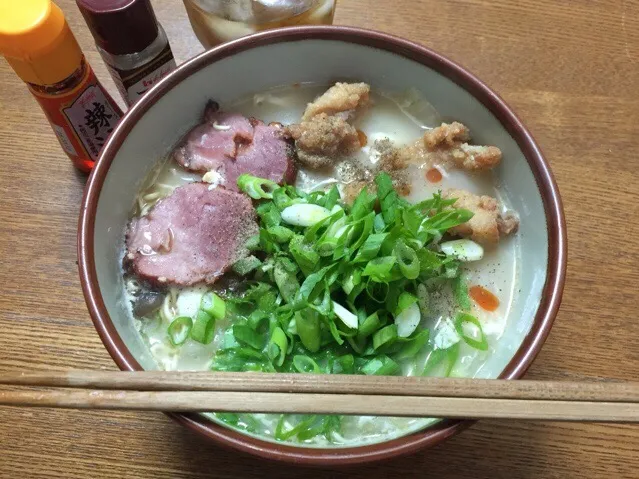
xmin=106 ymin=43 xmax=176 ymax=105
xmin=30 ymin=65 xmax=123 ymax=173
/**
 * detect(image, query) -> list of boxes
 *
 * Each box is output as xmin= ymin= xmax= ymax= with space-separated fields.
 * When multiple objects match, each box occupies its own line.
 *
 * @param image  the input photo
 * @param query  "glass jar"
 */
xmin=183 ymin=0 xmax=336 ymax=49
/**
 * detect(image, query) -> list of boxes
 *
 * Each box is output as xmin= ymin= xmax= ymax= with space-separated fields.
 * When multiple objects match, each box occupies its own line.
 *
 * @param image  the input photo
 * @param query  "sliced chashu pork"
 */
xmin=174 ymin=101 xmax=296 ymax=188
xmin=126 ymin=183 xmax=258 ymax=286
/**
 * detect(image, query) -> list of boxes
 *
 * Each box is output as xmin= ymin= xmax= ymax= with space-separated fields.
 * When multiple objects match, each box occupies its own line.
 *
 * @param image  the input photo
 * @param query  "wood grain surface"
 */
xmin=1 ymin=0 xmax=638 ymax=477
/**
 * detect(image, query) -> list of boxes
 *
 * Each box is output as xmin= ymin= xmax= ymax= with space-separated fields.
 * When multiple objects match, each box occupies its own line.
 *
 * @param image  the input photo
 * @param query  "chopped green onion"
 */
xmin=296 ymin=417 xmax=331 ymax=441
xmin=347 ymin=281 xmax=366 ymax=303
xmin=395 ymin=292 xmax=418 ymax=316
xmin=281 ymin=203 xmax=331 ymax=227
xmin=444 ymin=261 xmax=460 ymax=278
xmin=394 ymin=301 xmax=421 ymax=338
xmin=428 ymin=208 xmax=474 ymax=233
xmin=416 ymin=248 xmax=443 ymax=275
xmin=346 ymin=335 xmax=366 ymax=355
xmin=316 ymin=238 xmax=338 ymax=257
xmin=352 ymin=233 xmax=388 ymax=263
xmin=241 ymin=282 xmax=273 ymax=302
xmin=167 ymin=316 xmax=192 ymax=346
xmin=452 ymin=274 xmax=471 ymax=311
xmin=423 ymin=343 xmax=460 ymax=377
xmin=268 ymin=327 xmax=288 ymax=366
xmin=375 ymin=173 xmax=403 ymax=223
xmin=372 ymin=324 xmax=398 ymax=351
xmin=304 ymin=207 xmax=344 ymax=243
xmin=401 ymin=208 xmax=422 ymax=237
xmin=266 ymin=225 xmax=294 ymax=243
xmin=293 ymin=355 xmax=321 ymax=373
xmin=247 ymin=310 xmax=269 ymax=332
xmin=347 ymin=213 xmax=374 ymax=255
xmin=323 ymin=185 xmax=340 ymax=210
xmin=362 ymin=256 xmax=397 ymax=282
xmin=330 ymin=223 xmax=353 ymax=261
xmin=220 ymin=328 xmax=239 ymax=349
xmin=332 ymin=354 xmax=355 ymax=374
xmin=237 ymin=174 xmax=279 ymax=199
xmin=332 ymin=301 xmax=358 ymax=329
xmin=273 ymin=186 xmax=302 ymax=210
xmin=216 ymin=413 xmax=240 ymax=427
xmin=358 ymin=311 xmax=384 ymax=338
xmin=455 ymin=312 xmax=489 ymax=350
xmin=224 ymin=347 xmax=267 ymax=361
xmin=275 ymin=415 xmax=318 ymax=441
xmin=295 ymin=311 xmax=321 ymax=353
xmin=323 ymin=316 xmax=345 ymax=345
xmin=256 ymin=202 xmax=282 ymax=228
xmin=256 ymin=288 xmax=278 ymax=311
xmin=322 ymin=215 xmax=347 ymax=241
xmin=375 ymin=172 xmax=394 ymax=199
xmin=360 ymin=355 xmax=400 ymax=375
xmin=342 ymin=267 xmax=362 ymax=295
xmin=394 ymin=329 xmax=429 ymax=360
xmin=440 ymin=239 xmax=484 ymax=262
xmin=309 ymin=282 xmax=333 ymax=318
xmin=233 ymin=324 xmax=265 ymax=350
xmin=209 ymin=173 xmax=487 ymax=392
xmin=417 ymin=283 xmax=430 ymax=314
xmin=350 ymin=187 xmax=377 ymax=220
xmin=365 ymin=279 xmax=389 ymax=303
xmin=245 ymin=234 xmax=260 ymax=251
xmin=298 ymin=416 xmax=330 ymax=440
xmin=200 ymin=292 xmax=226 ymax=320
xmin=191 ymin=310 xmax=216 ymax=344
xmin=296 ymin=265 xmax=332 ymax=303
xmin=394 ymin=240 xmax=420 ymax=280
xmin=232 ymin=255 xmax=262 ymax=276
xmin=237 ymin=350 xmax=269 ymax=363
xmin=289 ymin=235 xmax=320 ymax=275
xmin=274 ymin=259 xmax=300 ymax=304
xmin=258 ymin=229 xmax=279 ymax=254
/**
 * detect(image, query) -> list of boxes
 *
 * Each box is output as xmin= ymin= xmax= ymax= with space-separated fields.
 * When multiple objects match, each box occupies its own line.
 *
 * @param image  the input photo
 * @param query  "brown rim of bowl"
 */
xmin=78 ymin=26 xmax=567 ymax=466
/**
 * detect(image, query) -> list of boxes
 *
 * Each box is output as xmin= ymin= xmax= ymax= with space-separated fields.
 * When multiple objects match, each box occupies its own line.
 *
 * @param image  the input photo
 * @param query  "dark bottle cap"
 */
xmin=76 ymin=0 xmax=160 ymax=56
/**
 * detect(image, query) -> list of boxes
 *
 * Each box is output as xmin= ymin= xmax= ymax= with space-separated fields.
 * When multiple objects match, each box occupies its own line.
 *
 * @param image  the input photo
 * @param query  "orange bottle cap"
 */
xmin=0 ymin=0 xmax=83 ymax=85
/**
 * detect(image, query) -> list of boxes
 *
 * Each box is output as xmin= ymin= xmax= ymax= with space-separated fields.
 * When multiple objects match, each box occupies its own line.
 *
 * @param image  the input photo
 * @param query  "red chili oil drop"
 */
xmin=469 ymin=285 xmax=500 ymax=312
xmin=425 ymin=167 xmax=443 ymax=183
xmin=357 ymin=129 xmax=368 ymax=147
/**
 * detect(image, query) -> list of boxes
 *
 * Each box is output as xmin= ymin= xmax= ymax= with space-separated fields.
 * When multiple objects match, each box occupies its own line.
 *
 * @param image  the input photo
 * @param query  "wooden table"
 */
xmin=1 ymin=0 xmax=638 ymax=477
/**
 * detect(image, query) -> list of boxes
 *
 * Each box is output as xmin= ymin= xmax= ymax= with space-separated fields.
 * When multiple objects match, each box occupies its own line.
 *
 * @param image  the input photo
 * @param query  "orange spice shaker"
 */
xmin=0 ymin=0 xmax=123 ymax=173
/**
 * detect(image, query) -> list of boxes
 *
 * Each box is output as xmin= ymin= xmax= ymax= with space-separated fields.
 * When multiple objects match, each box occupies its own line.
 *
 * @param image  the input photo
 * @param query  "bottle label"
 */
xmin=107 ymin=43 xmax=176 ymax=105
xmin=62 ymin=84 xmax=121 ymax=160
xmin=30 ymin=65 xmax=123 ymax=172
xmin=52 ymin=123 xmax=77 ymax=156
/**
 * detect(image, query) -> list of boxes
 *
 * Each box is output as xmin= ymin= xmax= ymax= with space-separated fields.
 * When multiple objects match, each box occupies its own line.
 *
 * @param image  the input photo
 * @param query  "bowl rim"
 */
xmin=78 ymin=25 xmax=567 ymax=466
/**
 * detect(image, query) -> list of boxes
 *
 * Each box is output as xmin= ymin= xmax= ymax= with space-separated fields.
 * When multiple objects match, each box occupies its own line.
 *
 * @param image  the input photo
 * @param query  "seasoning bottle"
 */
xmin=76 ymin=0 xmax=176 ymax=107
xmin=0 ymin=0 xmax=124 ymax=173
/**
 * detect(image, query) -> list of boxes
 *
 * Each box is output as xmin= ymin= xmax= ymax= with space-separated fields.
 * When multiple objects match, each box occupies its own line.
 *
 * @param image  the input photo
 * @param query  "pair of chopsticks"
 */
xmin=0 ymin=371 xmax=637 ymax=422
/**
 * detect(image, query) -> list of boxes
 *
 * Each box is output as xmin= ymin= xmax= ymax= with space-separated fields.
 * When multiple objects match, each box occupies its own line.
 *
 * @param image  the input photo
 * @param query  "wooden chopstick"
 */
xmin=1 ymin=390 xmax=638 ymax=421
xmin=0 ymin=371 xmax=637 ymax=422
xmin=1 ymin=371 xmax=636 ymax=401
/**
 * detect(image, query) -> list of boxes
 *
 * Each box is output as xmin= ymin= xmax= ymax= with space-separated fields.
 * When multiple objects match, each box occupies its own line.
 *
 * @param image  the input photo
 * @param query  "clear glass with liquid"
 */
xmin=183 ymin=0 xmax=336 ymax=48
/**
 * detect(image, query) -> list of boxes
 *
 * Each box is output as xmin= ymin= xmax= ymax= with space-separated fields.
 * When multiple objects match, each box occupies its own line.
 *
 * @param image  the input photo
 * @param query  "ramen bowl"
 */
xmin=78 ymin=26 xmax=566 ymax=466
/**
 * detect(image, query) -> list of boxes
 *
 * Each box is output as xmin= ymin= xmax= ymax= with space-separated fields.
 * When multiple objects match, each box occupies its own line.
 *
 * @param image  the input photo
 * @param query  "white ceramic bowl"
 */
xmin=79 ymin=26 xmax=566 ymax=466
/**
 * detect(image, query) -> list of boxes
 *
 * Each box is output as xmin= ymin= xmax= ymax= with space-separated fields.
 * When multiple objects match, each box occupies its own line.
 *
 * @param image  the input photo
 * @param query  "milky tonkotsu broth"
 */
xmin=124 ymin=84 xmax=520 ymax=447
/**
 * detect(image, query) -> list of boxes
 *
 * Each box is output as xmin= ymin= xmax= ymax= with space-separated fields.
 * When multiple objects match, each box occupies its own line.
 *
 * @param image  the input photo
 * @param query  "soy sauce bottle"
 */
xmin=76 ymin=0 xmax=177 ymax=107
